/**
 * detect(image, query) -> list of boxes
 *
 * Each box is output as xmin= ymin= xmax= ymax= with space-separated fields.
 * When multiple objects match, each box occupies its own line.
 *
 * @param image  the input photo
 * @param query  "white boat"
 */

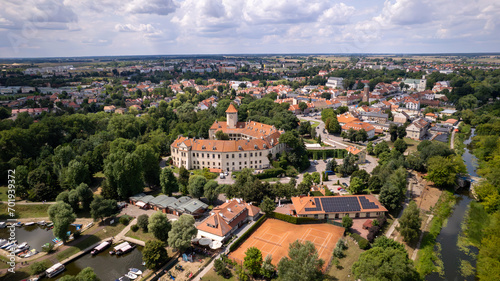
xmin=125 ymin=272 xmax=138 ymax=279
xmin=0 ymin=239 xmax=7 ymax=246
xmin=129 ymin=268 xmax=142 ymax=275
xmin=111 ymin=242 xmax=130 ymax=254
xmin=25 ymin=222 xmax=35 ymax=226
xmin=0 ymin=222 xmax=6 ymax=228
xmin=116 ymin=244 xmax=135 ymax=256
xmin=0 ymin=241 xmax=15 ymax=249
xmin=118 ymin=276 xmax=131 ymax=281
xmin=46 ymin=263 xmax=65 ymax=278
xmin=37 ymin=221 xmax=46 ymax=226
xmin=14 ymin=245 xmax=30 ymax=254
xmin=91 ymin=240 xmax=111 ymax=255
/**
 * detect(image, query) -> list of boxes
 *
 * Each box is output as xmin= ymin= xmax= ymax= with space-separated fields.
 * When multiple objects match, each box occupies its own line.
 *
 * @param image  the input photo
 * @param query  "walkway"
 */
xmin=411 ymin=214 xmax=434 ymax=260
xmin=450 ymin=121 xmax=461 ymax=149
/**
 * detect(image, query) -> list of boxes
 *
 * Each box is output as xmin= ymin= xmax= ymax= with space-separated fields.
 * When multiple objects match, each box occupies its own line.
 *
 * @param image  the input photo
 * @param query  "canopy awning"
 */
xmin=135 ymin=201 xmax=146 ymax=207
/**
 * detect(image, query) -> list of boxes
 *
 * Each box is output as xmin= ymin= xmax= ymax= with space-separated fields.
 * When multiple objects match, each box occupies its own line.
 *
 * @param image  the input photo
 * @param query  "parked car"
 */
xmin=219 ymin=173 xmax=225 ymax=179
xmin=342 ymin=182 xmax=348 ymax=188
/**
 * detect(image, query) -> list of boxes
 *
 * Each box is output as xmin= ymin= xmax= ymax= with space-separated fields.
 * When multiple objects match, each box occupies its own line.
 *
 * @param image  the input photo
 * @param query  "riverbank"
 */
xmin=415 ymin=190 xmax=456 ymax=277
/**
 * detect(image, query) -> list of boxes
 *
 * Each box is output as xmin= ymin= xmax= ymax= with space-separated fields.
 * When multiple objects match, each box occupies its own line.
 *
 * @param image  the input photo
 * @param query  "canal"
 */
xmin=0 ymin=224 xmax=78 ymax=252
xmin=426 ymin=129 xmax=478 ymax=281
xmin=45 ymin=245 xmax=146 ymax=281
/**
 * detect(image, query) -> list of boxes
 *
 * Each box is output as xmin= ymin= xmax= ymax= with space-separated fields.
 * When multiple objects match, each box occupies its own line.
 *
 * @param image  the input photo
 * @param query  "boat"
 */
xmin=0 ymin=239 xmax=7 ymax=247
xmin=17 ymin=249 xmax=30 ymax=257
xmin=110 ymin=242 xmax=130 ymax=255
xmin=116 ymin=243 xmax=135 ymax=256
xmin=14 ymin=245 xmax=30 ymax=254
xmin=23 ymin=249 xmax=38 ymax=258
xmin=24 ymin=222 xmax=35 ymax=226
xmin=0 ymin=241 xmax=15 ymax=249
xmin=125 ymin=272 xmax=138 ymax=279
xmin=117 ymin=276 xmax=130 ymax=281
xmin=91 ymin=240 xmax=111 ymax=255
xmin=45 ymin=263 xmax=65 ymax=278
xmin=5 ymin=243 xmax=18 ymax=251
xmin=46 ymin=223 xmax=54 ymax=227
xmin=129 ymin=268 xmax=142 ymax=275
xmin=0 ymin=222 xmax=6 ymax=228
xmin=37 ymin=221 xmax=46 ymax=226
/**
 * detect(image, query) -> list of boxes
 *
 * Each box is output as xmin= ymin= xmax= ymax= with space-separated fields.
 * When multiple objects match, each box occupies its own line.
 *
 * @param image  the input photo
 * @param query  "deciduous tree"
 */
xmin=277 ymin=240 xmax=324 ymax=281
xmin=397 ymin=201 xmax=422 ymax=243
xmin=143 ymin=240 xmax=168 ymax=270
xmin=148 ymin=211 xmax=171 ymax=242
xmin=168 ymin=214 xmax=197 ymax=251
xmin=48 ymin=202 xmax=76 ymax=243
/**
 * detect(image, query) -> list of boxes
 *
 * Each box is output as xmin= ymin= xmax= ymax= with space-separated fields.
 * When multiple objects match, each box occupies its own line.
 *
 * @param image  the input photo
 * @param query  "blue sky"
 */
xmin=0 ymin=0 xmax=499 ymax=58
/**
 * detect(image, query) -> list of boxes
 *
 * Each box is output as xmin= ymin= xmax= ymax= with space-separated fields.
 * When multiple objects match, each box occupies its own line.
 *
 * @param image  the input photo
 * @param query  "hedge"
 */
xmin=350 ymin=233 xmax=370 ymax=250
xmin=307 ymin=149 xmax=347 ymax=159
xmin=270 ymin=212 xmax=319 ymax=224
xmin=255 ymin=168 xmax=285 ymax=179
xmin=229 ymin=215 xmax=267 ymax=252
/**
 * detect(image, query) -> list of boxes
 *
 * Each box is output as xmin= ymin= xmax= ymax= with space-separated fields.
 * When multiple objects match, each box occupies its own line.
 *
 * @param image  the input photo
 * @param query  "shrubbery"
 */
xmin=269 ymin=212 xmax=318 ymax=224
xmin=119 ymin=215 xmax=132 ymax=225
xmin=131 ymin=224 xmax=139 ymax=232
xmin=255 ymin=168 xmax=285 ymax=179
xmin=351 ymin=233 xmax=370 ymax=250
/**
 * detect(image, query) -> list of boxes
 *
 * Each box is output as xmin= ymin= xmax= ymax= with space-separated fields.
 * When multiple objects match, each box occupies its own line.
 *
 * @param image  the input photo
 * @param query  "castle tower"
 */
xmin=226 ymin=103 xmax=238 ymax=128
xmin=363 ymin=85 xmax=370 ymax=103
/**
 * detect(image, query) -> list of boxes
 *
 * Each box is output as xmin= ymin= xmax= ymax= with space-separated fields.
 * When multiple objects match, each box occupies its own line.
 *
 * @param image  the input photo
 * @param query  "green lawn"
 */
xmin=388 ymin=137 xmax=420 ymax=153
xmin=126 ymin=228 xmax=157 ymax=242
xmin=202 ymin=268 xmax=238 ymax=281
xmin=0 ymin=186 xmax=14 ymax=202
xmin=0 ymin=203 xmax=51 ymax=219
xmin=326 ymin=238 xmax=364 ymax=281
xmin=300 ymin=119 xmax=320 ymax=128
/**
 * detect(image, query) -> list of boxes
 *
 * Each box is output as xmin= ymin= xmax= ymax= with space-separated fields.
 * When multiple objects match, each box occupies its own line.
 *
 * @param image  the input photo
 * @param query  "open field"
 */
xmin=326 ymin=238 xmax=364 ymax=281
xmin=229 ymin=219 xmax=344 ymax=271
xmin=0 ymin=203 xmax=50 ymax=219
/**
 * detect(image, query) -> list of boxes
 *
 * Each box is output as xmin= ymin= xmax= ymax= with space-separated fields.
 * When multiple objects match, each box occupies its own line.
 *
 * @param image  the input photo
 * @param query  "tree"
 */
xmin=397 ymin=201 xmax=422 ymax=243
xmin=215 ymin=130 xmax=230 ymax=140
xmin=368 ymin=175 xmax=383 ymax=193
xmin=374 ymin=141 xmax=390 ymax=157
xmin=168 ymin=214 xmax=197 ymax=251
xmin=389 ymin=123 xmax=398 ymax=142
xmin=260 ymin=196 xmax=276 ymax=214
xmin=178 ymin=166 xmax=190 ymax=191
xmin=352 ymin=246 xmax=420 ymax=281
xmin=160 ymin=168 xmax=179 ymax=196
xmin=68 ymin=189 xmax=80 ymax=212
xmin=325 ymin=117 xmax=341 ymax=134
xmin=349 ymin=177 xmax=364 ymax=194
xmin=188 ymin=175 xmax=207 ymax=198
xmin=355 ymin=129 xmax=368 ymax=143
xmin=397 ymin=125 xmax=407 ymax=139
xmin=427 ymin=156 xmax=466 ymax=188
xmin=76 ymin=183 xmax=94 ymax=211
xmin=326 ymin=159 xmax=337 ymax=171
xmin=367 ymin=141 xmax=374 ymax=155
xmin=394 ymin=139 xmax=408 ymax=154
xmin=215 ymin=258 xmax=231 ymax=277
xmin=204 ymin=180 xmax=220 ymax=204
xmin=30 ymin=261 xmax=48 ymax=275
xmin=351 ymin=170 xmax=370 ymax=185
xmin=342 ymin=216 xmax=353 ymax=230
xmin=244 ymin=247 xmax=263 ymax=276
xmin=90 ymin=196 xmax=117 ymax=222
xmin=298 ymin=102 xmax=308 ymax=113
xmin=311 ymin=172 xmax=321 ymax=184
xmin=48 ymin=202 xmax=76 ymax=243
xmin=148 ymin=211 xmax=171 ymax=241
xmin=56 ymin=191 xmax=70 ymax=205
xmin=277 ymin=240 xmax=324 ymax=281
xmin=64 ymin=159 xmax=90 ymax=189
xmin=261 ymin=255 xmax=276 ymax=279
xmin=143 ymin=240 xmax=169 ymax=270
xmin=134 ymin=144 xmax=160 ymax=187
xmin=137 ymin=214 xmax=149 ymax=231
xmin=104 ymin=150 xmax=143 ymax=198
xmin=298 ymin=121 xmax=312 ymax=136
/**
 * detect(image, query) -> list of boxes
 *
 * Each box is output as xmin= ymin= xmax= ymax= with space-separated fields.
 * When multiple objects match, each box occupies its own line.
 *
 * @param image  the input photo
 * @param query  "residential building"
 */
xmin=171 ymin=104 xmax=286 ymax=171
xmin=358 ymin=111 xmax=389 ymax=124
xmin=196 ymin=199 xmax=261 ymax=242
xmin=406 ymin=118 xmax=430 ymax=140
xmin=346 ymin=146 xmax=366 ymax=164
xmin=325 ymin=77 xmax=344 ymax=89
xmin=290 ymin=195 xmax=387 ymax=219
xmin=341 ymin=121 xmax=375 ymax=139
xmin=393 ymin=111 xmax=410 ymax=124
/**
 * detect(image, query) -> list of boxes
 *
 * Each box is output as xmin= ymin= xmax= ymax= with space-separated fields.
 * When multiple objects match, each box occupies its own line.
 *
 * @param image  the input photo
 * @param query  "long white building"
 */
xmin=170 ymin=104 xmax=286 ymax=171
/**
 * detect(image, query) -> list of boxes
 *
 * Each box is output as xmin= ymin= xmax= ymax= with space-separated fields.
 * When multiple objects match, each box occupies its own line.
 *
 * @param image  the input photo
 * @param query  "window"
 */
xmin=232 ymin=154 xmax=235 ymax=158
xmin=218 ymin=155 xmax=221 ymax=159
xmin=259 ymin=152 xmax=262 ymax=156
xmin=244 ymin=153 xmax=247 ymax=157
xmin=239 ymin=162 xmax=241 ymax=165
xmin=202 ymin=162 xmax=205 ymax=165
xmin=202 ymin=153 xmax=204 ymax=158
xmin=226 ymin=155 xmax=229 ymax=158
xmin=259 ymin=160 xmax=262 ymax=163
xmin=250 ymin=153 xmax=253 ymax=157
xmin=239 ymin=153 xmax=241 ymax=158
xmin=244 ymin=161 xmax=247 ymax=165
xmin=213 ymin=162 xmax=215 ymax=166
xmin=197 ymin=153 xmax=199 ymax=157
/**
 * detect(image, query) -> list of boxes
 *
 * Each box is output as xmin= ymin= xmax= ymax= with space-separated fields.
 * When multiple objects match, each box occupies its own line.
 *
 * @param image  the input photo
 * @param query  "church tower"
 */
xmin=362 ymin=85 xmax=370 ymax=103
xmin=226 ymin=103 xmax=238 ymax=128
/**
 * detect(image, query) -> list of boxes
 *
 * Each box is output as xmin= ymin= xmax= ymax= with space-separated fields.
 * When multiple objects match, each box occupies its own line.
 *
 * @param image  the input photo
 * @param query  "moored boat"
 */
xmin=45 ymin=263 xmax=65 ymax=278
xmin=125 ymin=272 xmax=138 ymax=279
xmin=128 ymin=268 xmax=142 ymax=275
xmin=24 ymin=222 xmax=35 ymax=226
xmin=91 ymin=240 xmax=111 ymax=255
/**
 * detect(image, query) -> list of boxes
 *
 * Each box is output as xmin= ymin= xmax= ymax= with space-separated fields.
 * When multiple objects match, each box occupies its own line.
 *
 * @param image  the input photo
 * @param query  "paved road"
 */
xmin=450 ymin=121 xmax=461 ymax=149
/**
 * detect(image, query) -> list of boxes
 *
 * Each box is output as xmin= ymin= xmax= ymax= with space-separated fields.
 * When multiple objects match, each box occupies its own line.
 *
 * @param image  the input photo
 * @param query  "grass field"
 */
xmin=126 ymin=228 xmax=156 ymax=242
xmin=300 ymin=119 xmax=320 ymax=128
xmin=388 ymin=137 xmax=420 ymax=153
xmin=0 ymin=203 xmax=51 ymax=219
xmin=326 ymin=238 xmax=364 ymax=281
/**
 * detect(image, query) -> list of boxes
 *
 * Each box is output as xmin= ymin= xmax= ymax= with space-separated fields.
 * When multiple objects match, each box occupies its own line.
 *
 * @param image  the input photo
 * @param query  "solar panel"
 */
xmin=305 ymin=198 xmax=322 ymax=212
xmin=359 ymin=196 xmax=379 ymax=209
xmin=320 ymin=197 xmax=361 ymax=213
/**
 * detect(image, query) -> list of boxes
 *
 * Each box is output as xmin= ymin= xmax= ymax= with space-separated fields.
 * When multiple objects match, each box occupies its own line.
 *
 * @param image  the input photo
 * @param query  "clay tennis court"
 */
xmin=229 ymin=219 xmax=344 ymax=270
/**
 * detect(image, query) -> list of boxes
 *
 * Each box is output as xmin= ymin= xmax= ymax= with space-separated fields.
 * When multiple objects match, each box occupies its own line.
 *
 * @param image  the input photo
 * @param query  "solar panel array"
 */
xmin=359 ymin=196 xmax=379 ymax=209
xmin=304 ymin=198 xmax=322 ymax=212
xmin=320 ymin=197 xmax=361 ymax=213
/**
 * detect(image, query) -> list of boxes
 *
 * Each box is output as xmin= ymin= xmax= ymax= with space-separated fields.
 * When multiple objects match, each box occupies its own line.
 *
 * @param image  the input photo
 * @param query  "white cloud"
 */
xmin=115 ymin=23 xmax=157 ymax=33
xmin=124 ymin=0 xmax=177 ymax=15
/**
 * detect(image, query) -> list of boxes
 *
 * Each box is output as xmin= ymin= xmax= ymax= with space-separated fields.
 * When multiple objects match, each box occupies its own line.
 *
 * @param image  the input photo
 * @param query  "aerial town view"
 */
xmin=0 ymin=1 xmax=499 ymax=281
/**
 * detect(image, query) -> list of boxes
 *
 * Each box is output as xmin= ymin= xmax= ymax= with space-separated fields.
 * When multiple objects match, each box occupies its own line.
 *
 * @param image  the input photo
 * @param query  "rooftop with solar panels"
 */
xmin=292 ymin=195 xmax=388 ymax=217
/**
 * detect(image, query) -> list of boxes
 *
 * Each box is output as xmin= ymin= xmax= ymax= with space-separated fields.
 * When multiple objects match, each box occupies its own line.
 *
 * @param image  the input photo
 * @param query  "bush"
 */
xmin=269 ymin=212 xmax=318 ymax=224
xmin=255 ymin=168 xmax=285 ymax=179
xmin=333 ymin=247 xmax=345 ymax=258
xmin=42 ymin=243 xmax=54 ymax=253
xmin=30 ymin=261 xmax=48 ymax=275
xmin=131 ymin=224 xmax=139 ymax=232
xmin=119 ymin=215 xmax=132 ymax=225
xmin=307 ymin=149 xmax=347 ymax=159
xmin=229 ymin=216 xmax=267 ymax=252
xmin=351 ymin=233 xmax=370 ymax=250
xmin=137 ymin=214 xmax=149 ymax=231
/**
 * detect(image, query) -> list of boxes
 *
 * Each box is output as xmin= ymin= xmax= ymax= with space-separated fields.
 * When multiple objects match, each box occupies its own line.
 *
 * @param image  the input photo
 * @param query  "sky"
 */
xmin=0 ymin=0 xmax=499 ymax=58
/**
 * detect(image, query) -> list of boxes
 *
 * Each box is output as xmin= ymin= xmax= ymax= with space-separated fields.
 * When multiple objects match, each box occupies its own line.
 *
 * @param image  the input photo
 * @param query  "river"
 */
xmin=426 ymin=129 xmax=478 ymax=281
